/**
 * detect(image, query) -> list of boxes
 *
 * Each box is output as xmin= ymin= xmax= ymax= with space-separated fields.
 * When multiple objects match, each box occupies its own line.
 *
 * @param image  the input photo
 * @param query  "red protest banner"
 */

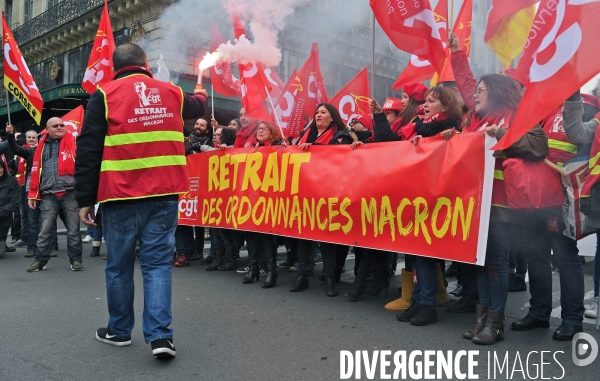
xmin=179 ymin=133 xmax=495 ymax=265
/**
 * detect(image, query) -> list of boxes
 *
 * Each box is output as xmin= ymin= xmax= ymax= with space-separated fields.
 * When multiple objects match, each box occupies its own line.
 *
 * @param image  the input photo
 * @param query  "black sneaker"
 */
xmin=95 ymin=326 xmax=131 ymax=346
xmin=396 ymin=302 xmax=422 ymax=322
xmin=151 ymin=338 xmax=176 ymax=359
xmin=410 ymin=305 xmax=438 ymax=326
xmin=448 ymin=285 xmax=464 ymax=301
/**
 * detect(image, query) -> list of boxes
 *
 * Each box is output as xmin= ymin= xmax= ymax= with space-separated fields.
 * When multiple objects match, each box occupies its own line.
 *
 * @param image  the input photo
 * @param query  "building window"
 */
xmin=5 ymin=1 xmax=13 ymax=27
xmin=47 ymin=0 xmax=59 ymax=10
xmin=24 ymin=0 xmax=34 ymax=22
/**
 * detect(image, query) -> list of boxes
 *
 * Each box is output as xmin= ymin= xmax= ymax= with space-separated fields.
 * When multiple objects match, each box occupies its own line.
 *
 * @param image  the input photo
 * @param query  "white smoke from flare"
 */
xmin=199 ymin=51 xmax=221 ymax=71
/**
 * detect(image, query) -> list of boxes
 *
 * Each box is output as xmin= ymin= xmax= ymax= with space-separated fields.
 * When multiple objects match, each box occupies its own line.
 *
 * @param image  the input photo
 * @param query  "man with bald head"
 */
xmin=14 ymin=116 xmax=82 ymax=273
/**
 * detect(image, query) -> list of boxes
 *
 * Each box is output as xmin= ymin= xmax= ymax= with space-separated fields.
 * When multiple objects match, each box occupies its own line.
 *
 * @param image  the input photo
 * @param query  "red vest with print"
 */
xmin=541 ymin=107 xmax=578 ymax=165
xmin=97 ymin=73 xmax=187 ymax=202
xmin=16 ymin=155 xmax=27 ymax=186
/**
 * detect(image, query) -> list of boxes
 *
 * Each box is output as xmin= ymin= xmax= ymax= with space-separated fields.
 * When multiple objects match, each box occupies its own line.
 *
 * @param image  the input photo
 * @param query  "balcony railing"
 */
xmin=12 ymin=0 xmax=107 ymax=45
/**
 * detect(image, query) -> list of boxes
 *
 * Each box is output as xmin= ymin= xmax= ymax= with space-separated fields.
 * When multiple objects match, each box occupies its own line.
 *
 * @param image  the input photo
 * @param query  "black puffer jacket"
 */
xmin=0 ymin=159 xmax=20 ymax=232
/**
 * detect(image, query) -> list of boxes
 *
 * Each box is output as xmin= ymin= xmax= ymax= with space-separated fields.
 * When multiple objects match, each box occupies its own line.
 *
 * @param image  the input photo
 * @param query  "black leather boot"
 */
xmin=243 ymin=235 xmax=260 ymax=284
xmin=242 ymin=264 xmax=259 ymax=284
xmin=262 ymin=237 xmax=278 ymax=289
xmin=90 ymin=246 xmax=100 ymax=257
xmin=289 ymin=274 xmax=309 ymax=292
xmin=345 ymin=253 xmax=373 ymax=301
xmin=324 ymin=276 xmax=338 ymax=297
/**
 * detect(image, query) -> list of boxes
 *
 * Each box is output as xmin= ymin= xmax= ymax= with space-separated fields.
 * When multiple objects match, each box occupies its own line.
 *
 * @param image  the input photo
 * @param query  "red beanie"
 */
xmin=582 ymin=94 xmax=600 ymax=109
xmin=352 ymin=113 xmax=374 ymax=131
xmin=403 ymin=83 xmax=428 ymax=102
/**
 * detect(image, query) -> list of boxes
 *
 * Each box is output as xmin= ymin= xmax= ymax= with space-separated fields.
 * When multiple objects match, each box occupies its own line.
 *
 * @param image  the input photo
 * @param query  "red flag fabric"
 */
xmin=297 ymin=43 xmax=329 ymax=123
xmin=81 ymin=0 xmax=115 ymax=94
xmin=437 ymin=0 xmax=473 ymax=83
xmin=263 ymin=67 xmax=285 ymax=103
xmin=39 ymin=106 xmax=85 ymax=136
xmin=392 ymin=0 xmax=449 ymax=89
xmin=329 ymin=67 xmax=370 ymax=126
xmin=210 ymin=21 xmax=240 ymax=97
xmin=2 ymin=12 xmax=44 ymax=125
xmin=494 ymin=0 xmax=600 ymax=150
xmin=371 ymin=0 xmax=446 ymax=74
xmin=272 ymin=69 xmax=305 ymax=137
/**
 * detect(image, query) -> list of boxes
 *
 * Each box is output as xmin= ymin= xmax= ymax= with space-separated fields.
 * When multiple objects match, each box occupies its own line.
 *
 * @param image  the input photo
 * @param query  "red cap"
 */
xmin=403 ymin=83 xmax=428 ymax=102
xmin=582 ymin=94 xmax=600 ymax=109
xmin=382 ymin=98 xmax=403 ymax=112
xmin=352 ymin=113 xmax=374 ymax=131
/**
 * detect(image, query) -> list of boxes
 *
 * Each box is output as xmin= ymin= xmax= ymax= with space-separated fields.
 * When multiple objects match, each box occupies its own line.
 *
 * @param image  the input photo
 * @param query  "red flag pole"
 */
xmin=371 ymin=12 xmax=376 ymax=98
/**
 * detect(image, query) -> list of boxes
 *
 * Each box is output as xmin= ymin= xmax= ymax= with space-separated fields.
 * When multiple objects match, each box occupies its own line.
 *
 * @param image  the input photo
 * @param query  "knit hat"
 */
xmin=382 ymin=98 xmax=403 ymax=112
xmin=582 ymin=94 xmax=600 ymax=109
xmin=403 ymin=83 xmax=428 ymax=102
xmin=351 ymin=113 xmax=374 ymax=131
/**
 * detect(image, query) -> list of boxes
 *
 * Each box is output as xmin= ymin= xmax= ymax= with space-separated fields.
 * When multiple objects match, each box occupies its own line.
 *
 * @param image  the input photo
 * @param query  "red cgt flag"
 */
xmin=392 ymin=0 xmax=449 ymax=90
xmin=263 ymin=67 xmax=285 ymax=104
xmin=494 ymin=0 xmax=600 ymax=150
xmin=81 ymin=0 xmax=115 ymax=94
xmin=211 ymin=21 xmax=240 ymax=97
xmin=272 ymin=69 xmax=306 ymax=137
xmin=371 ymin=0 xmax=446 ymax=74
xmin=329 ymin=67 xmax=370 ymax=126
xmin=297 ymin=43 xmax=329 ymax=123
xmin=39 ymin=106 xmax=84 ymax=136
xmin=2 ymin=11 xmax=44 ymax=125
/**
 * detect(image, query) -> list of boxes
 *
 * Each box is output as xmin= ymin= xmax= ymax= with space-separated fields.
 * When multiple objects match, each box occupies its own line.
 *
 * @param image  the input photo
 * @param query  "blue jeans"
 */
xmin=19 ymin=186 xmax=28 ymax=242
xmin=103 ymin=200 xmax=178 ymax=343
xmin=509 ymin=228 xmax=528 ymax=276
xmin=412 ymin=256 xmax=438 ymax=307
xmin=526 ymin=212 xmax=584 ymax=325
xmin=86 ymin=225 xmax=95 ymax=237
xmin=35 ymin=191 xmax=82 ymax=265
xmin=477 ymin=220 xmax=516 ymax=311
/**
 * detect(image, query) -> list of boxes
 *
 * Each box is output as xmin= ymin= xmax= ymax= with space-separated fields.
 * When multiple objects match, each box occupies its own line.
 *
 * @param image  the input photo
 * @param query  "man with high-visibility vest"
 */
xmin=74 ymin=43 xmax=208 ymax=360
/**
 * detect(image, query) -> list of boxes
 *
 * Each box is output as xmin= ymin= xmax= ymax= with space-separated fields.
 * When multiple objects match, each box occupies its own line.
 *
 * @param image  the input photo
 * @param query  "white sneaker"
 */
xmin=584 ymin=296 xmax=598 ymax=319
xmin=82 ymin=235 xmax=93 ymax=243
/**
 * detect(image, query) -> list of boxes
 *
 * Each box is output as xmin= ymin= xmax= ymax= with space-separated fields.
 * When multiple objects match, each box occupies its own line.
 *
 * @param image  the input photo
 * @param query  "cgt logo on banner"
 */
xmin=179 ymin=177 xmax=200 ymax=220
xmin=572 ymin=332 xmax=598 ymax=367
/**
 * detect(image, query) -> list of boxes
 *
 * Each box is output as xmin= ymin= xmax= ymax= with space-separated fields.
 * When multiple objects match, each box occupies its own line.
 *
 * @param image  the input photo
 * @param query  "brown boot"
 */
xmin=205 ymin=247 xmax=225 ymax=271
xmin=463 ymin=304 xmax=488 ymax=339
xmin=472 ymin=308 xmax=505 ymax=345
xmin=217 ymin=248 xmax=238 ymax=271
xmin=384 ymin=269 xmax=414 ymax=311
xmin=436 ymin=263 xmax=449 ymax=305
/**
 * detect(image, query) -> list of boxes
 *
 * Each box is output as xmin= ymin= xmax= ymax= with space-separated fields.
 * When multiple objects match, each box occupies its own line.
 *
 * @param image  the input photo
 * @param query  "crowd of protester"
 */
xmin=0 ymin=36 xmax=598 ymax=351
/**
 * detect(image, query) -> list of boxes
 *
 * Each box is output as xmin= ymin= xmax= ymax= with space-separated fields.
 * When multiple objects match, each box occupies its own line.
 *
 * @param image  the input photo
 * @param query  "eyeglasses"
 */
xmin=48 ymin=123 xmax=65 ymax=129
xmin=256 ymin=127 xmax=269 ymax=132
xmin=474 ymin=87 xmax=487 ymax=97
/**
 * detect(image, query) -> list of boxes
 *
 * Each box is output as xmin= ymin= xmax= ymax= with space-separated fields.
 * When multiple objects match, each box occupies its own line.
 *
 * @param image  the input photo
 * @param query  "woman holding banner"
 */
xmin=394 ymin=86 xmax=463 ymax=326
xmin=372 ymin=83 xmax=427 ymax=142
xmin=241 ymin=121 xmax=284 ymax=288
xmin=453 ymin=74 xmax=548 ymax=345
xmin=290 ymin=104 xmax=355 ymax=297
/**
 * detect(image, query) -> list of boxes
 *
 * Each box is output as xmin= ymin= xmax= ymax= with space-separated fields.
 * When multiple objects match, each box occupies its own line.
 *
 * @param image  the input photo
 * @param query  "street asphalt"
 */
xmin=1 ymin=224 xmax=599 ymax=381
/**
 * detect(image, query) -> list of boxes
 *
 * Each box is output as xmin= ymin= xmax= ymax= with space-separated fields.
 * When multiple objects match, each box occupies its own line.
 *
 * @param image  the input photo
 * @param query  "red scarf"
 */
xmin=463 ymin=108 xmax=516 ymax=133
xmin=28 ymin=134 xmax=76 ymax=200
xmin=297 ymin=125 xmax=336 ymax=145
xmin=234 ymin=120 xmax=259 ymax=148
